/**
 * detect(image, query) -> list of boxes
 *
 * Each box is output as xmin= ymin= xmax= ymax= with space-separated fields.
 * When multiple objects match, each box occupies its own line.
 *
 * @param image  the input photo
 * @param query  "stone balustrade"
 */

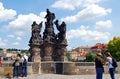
xmin=0 ymin=62 xmax=120 ymax=76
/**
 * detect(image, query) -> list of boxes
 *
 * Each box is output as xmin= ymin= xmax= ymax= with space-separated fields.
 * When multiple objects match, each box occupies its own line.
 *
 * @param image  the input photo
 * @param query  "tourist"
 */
xmin=95 ymin=52 xmax=104 ymax=79
xmin=12 ymin=53 xmax=22 ymax=78
xmin=105 ymin=52 xmax=116 ymax=79
xmin=22 ymin=53 xmax=28 ymax=77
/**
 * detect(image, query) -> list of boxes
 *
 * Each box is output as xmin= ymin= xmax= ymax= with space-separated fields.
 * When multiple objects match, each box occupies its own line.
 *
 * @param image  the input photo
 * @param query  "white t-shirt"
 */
xmin=107 ymin=57 xmax=114 ymax=68
xmin=22 ymin=55 xmax=28 ymax=62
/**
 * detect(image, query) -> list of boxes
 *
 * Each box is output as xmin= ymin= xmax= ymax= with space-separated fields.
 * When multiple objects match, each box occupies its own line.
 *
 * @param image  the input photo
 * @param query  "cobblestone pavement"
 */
xmin=0 ymin=74 xmax=120 ymax=79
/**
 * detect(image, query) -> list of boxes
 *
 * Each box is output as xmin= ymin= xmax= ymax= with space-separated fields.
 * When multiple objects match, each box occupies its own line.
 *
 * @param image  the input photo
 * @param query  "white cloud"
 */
xmin=40 ymin=12 xmax=47 ymax=18
xmin=14 ymin=31 xmax=24 ymax=36
xmin=7 ymin=34 xmax=15 ymax=38
xmin=0 ymin=2 xmax=16 ymax=22
xmin=7 ymin=12 xmax=46 ymax=36
xmin=51 ymin=0 xmax=102 ymax=10
xmin=51 ymin=0 xmax=82 ymax=10
xmin=0 ymin=2 xmax=4 ymax=10
xmin=8 ymin=13 xmax=42 ymax=30
xmin=84 ymin=0 xmax=101 ymax=7
xmin=12 ymin=42 xmax=19 ymax=46
xmin=8 ymin=35 xmax=21 ymax=41
xmin=82 ymin=31 xmax=110 ymax=42
xmin=0 ymin=38 xmax=7 ymax=46
xmin=16 ymin=37 xmax=21 ymax=41
xmin=67 ymin=25 xmax=110 ymax=43
xmin=95 ymin=20 xmax=112 ymax=30
xmin=85 ymin=0 xmax=101 ymax=4
xmin=61 ymin=4 xmax=111 ymax=22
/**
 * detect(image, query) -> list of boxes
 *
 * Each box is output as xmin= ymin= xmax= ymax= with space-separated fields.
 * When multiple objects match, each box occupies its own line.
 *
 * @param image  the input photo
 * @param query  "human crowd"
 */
xmin=12 ymin=53 xmax=28 ymax=78
xmin=95 ymin=51 xmax=118 ymax=79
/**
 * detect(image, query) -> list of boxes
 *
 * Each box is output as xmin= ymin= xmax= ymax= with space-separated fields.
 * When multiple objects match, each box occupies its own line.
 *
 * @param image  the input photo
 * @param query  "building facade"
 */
xmin=70 ymin=43 xmax=107 ymax=61
xmin=70 ymin=46 xmax=91 ymax=61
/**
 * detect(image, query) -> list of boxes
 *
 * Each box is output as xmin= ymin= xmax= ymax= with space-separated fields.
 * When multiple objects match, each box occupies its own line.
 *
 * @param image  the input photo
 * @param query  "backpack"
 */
xmin=112 ymin=57 xmax=118 ymax=68
xmin=23 ymin=57 xmax=27 ymax=66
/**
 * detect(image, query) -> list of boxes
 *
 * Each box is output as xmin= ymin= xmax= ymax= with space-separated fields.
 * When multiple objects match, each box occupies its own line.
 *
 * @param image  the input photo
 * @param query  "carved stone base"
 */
xmin=32 ymin=62 xmax=41 ymax=74
xmin=60 ymin=56 xmax=68 ymax=61
xmin=29 ymin=45 xmax=41 ymax=62
xmin=43 ymin=43 xmax=53 ymax=61
xmin=32 ymin=56 xmax=41 ymax=62
xmin=54 ymin=43 xmax=68 ymax=61
xmin=63 ymin=62 xmax=77 ymax=75
xmin=42 ymin=56 xmax=53 ymax=61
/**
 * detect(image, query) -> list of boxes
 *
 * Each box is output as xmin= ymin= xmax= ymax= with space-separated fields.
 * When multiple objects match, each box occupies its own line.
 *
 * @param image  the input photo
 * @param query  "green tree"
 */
xmin=66 ymin=51 xmax=71 ymax=61
xmin=107 ymin=36 xmax=120 ymax=61
xmin=84 ymin=52 xmax=96 ymax=62
xmin=21 ymin=50 xmax=29 ymax=55
xmin=0 ymin=48 xmax=3 ymax=51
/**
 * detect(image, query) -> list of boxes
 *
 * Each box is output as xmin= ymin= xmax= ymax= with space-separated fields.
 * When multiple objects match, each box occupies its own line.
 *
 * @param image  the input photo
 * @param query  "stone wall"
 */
xmin=41 ymin=62 xmax=56 ymax=74
xmin=63 ymin=62 xmax=120 ymax=75
xmin=0 ymin=62 xmax=120 ymax=76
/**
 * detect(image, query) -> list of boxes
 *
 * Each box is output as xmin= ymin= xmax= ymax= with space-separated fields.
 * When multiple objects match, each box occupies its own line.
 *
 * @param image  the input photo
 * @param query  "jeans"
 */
xmin=22 ymin=66 xmax=27 ymax=77
xmin=96 ymin=68 xmax=104 ymax=79
xmin=109 ymin=68 xmax=115 ymax=79
xmin=13 ymin=66 xmax=20 ymax=77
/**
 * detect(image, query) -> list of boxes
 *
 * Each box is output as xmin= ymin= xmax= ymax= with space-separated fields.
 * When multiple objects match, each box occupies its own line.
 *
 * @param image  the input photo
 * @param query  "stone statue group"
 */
xmin=29 ymin=9 xmax=68 ymax=62
xmin=29 ymin=9 xmax=67 ymax=45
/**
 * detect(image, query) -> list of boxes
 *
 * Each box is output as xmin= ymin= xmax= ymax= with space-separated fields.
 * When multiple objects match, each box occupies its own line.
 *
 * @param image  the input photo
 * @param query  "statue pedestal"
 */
xmin=60 ymin=55 xmax=68 ymax=61
xmin=42 ymin=56 xmax=52 ymax=61
xmin=54 ymin=43 xmax=68 ymax=61
xmin=43 ymin=43 xmax=53 ymax=61
xmin=32 ymin=62 xmax=41 ymax=74
xmin=29 ymin=44 xmax=41 ymax=62
xmin=32 ymin=55 xmax=41 ymax=62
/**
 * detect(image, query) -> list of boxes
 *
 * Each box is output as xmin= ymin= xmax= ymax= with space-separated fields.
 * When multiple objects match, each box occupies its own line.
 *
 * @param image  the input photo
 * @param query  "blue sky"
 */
xmin=0 ymin=0 xmax=120 ymax=50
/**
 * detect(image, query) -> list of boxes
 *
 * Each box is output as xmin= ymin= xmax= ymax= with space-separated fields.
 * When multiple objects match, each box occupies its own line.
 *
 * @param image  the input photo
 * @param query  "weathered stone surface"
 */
xmin=75 ymin=62 xmax=94 ymax=66
xmin=29 ymin=21 xmax=43 ymax=62
xmin=41 ymin=62 xmax=55 ymax=74
xmin=29 ymin=46 xmax=41 ymax=62
xmin=28 ymin=9 xmax=68 ymax=62
xmin=42 ymin=44 xmax=53 ymax=61
xmin=32 ymin=62 xmax=41 ymax=74
xmin=54 ymin=20 xmax=67 ymax=44
xmin=0 ymin=62 xmax=120 ymax=76
xmin=53 ymin=44 xmax=68 ymax=61
xmin=63 ymin=62 xmax=77 ymax=75
xmin=29 ymin=21 xmax=43 ymax=45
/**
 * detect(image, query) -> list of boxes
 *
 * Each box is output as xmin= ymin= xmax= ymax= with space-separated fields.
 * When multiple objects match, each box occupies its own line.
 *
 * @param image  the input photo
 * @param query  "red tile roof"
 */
xmin=91 ymin=43 xmax=107 ymax=49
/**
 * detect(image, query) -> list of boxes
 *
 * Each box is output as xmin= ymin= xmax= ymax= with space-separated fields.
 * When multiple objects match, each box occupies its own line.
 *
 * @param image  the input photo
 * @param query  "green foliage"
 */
xmin=0 ymin=48 xmax=3 ymax=51
xmin=107 ymin=36 xmax=120 ymax=61
xmin=7 ymin=48 xmax=20 ymax=52
xmin=66 ymin=52 xmax=71 ymax=60
xmin=115 ymin=51 xmax=120 ymax=61
xmin=21 ymin=50 xmax=29 ymax=54
xmin=84 ymin=52 xmax=96 ymax=62
xmin=6 ymin=48 xmax=29 ymax=55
